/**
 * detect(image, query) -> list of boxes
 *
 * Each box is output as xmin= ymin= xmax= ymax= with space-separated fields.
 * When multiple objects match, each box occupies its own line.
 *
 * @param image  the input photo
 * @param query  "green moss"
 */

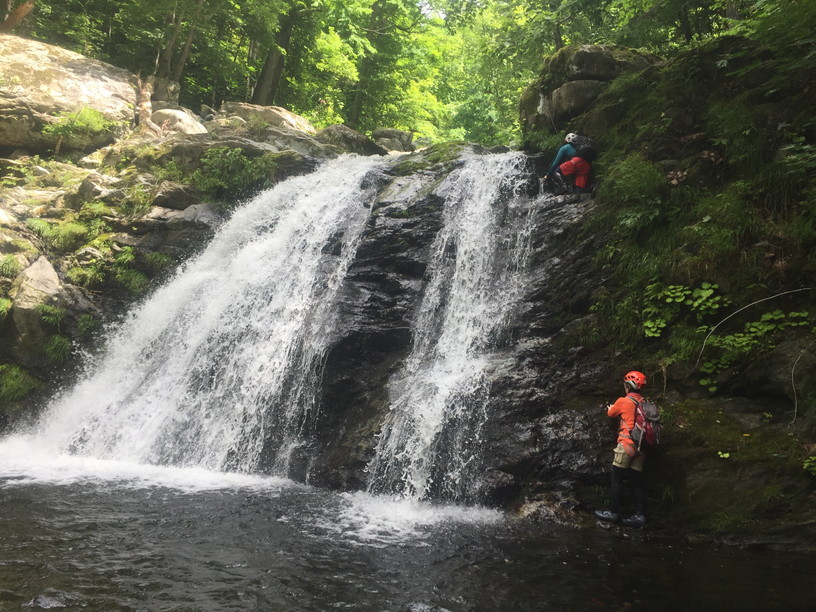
xmin=391 ymin=142 xmax=467 ymax=176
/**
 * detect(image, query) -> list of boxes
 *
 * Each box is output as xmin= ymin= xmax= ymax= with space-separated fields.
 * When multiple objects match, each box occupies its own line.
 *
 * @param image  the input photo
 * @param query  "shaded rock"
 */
xmin=315 ymin=124 xmax=388 ymax=156
xmin=143 ymin=203 xmax=222 ymax=229
xmin=151 ymin=181 xmax=201 ymax=210
xmin=372 ymin=128 xmax=414 ymax=152
xmin=0 ymin=34 xmax=137 ymax=153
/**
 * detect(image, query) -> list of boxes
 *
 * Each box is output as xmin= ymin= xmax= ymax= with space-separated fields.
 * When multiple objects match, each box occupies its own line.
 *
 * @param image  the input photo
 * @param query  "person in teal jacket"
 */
xmin=545 ymin=133 xmax=578 ymax=178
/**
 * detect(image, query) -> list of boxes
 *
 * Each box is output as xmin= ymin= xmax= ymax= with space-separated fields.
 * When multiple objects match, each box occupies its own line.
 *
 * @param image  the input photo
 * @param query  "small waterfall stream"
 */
xmin=366 ymin=151 xmax=535 ymax=501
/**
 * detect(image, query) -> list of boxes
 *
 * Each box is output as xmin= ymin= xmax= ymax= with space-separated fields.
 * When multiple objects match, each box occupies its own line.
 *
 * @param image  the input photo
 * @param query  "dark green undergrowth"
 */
xmin=572 ymin=20 xmax=816 ymax=402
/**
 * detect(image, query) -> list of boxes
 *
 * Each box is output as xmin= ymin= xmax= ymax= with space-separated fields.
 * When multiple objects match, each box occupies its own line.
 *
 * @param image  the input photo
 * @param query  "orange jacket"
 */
xmin=607 ymin=392 xmax=643 ymax=455
xmin=559 ymin=156 xmax=591 ymax=188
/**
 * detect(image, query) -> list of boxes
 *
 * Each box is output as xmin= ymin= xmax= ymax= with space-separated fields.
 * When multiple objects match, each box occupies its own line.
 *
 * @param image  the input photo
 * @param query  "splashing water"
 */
xmin=366 ymin=151 xmax=536 ymax=501
xmin=27 ymin=155 xmax=385 ymax=476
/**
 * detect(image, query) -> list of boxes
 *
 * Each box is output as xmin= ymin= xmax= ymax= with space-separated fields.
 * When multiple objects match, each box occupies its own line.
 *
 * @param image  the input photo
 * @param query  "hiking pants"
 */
xmin=610 ymin=465 xmax=646 ymax=515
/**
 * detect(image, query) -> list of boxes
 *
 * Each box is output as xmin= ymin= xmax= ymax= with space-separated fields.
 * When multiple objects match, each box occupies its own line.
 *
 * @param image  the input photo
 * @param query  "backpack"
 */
xmin=628 ymin=395 xmax=661 ymax=451
xmin=571 ymin=135 xmax=598 ymax=162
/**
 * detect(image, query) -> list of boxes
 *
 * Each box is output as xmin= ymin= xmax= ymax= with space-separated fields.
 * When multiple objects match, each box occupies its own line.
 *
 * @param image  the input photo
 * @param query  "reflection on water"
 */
xmin=1 ymin=454 xmax=814 ymax=611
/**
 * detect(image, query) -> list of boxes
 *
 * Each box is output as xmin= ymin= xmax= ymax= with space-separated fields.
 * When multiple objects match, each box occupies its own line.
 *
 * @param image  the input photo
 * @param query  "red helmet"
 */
xmin=623 ymin=370 xmax=647 ymax=390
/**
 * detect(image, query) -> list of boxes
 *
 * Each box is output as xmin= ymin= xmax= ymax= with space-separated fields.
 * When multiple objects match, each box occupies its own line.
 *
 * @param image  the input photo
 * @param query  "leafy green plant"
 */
xmin=246 ymin=114 xmax=270 ymax=138
xmin=699 ymin=310 xmax=811 ymax=391
xmin=26 ymin=218 xmax=89 ymax=252
xmin=0 ymin=365 xmax=41 ymax=404
xmin=0 ymin=297 xmax=12 ymax=323
xmin=804 ymin=456 xmax=816 ymax=476
xmin=190 ymin=147 xmax=278 ymax=202
xmin=76 ymin=314 xmax=99 ymax=339
xmin=599 ymin=154 xmax=665 ymax=207
xmin=114 ymin=268 xmax=149 ymax=294
xmin=66 ymin=263 xmax=105 ymax=288
xmin=44 ymin=334 xmax=72 ymax=364
xmin=144 ymin=252 xmax=174 ymax=272
xmin=42 ymin=107 xmax=117 ymax=153
xmin=0 ymin=255 xmax=22 ymax=278
xmin=120 ymin=186 xmax=153 ymax=218
xmin=36 ymin=304 xmax=66 ymax=329
xmin=641 ymin=282 xmax=729 ymax=338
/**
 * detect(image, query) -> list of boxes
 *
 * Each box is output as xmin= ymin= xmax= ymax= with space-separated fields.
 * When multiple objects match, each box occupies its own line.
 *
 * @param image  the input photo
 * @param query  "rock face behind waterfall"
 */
xmin=305 ymin=159 xmax=611 ymax=506
xmin=309 ymin=163 xmax=450 ymax=490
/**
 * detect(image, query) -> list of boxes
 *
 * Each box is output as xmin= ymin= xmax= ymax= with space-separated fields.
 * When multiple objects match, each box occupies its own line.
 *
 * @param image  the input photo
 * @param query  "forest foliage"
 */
xmin=3 ymin=0 xmax=808 ymax=145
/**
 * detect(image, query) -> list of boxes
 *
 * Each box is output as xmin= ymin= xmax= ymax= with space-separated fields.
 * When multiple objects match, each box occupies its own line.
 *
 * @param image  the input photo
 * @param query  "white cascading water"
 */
xmin=27 ymin=155 xmax=384 ymax=475
xmin=366 ymin=151 xmax=535 ymax=502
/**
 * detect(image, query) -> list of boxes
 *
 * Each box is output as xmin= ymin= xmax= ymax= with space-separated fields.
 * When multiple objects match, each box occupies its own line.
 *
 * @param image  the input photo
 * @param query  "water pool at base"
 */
xmin=1 ymin=460 xmax=813 ymax=611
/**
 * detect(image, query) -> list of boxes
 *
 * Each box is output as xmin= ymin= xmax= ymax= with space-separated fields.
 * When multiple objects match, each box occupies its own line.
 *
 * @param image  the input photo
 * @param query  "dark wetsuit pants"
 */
xmin=610 ymin=465 xmax=646 ymax=516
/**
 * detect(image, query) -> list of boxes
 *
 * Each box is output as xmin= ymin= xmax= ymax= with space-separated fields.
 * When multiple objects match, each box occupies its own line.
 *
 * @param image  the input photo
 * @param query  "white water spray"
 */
xmin=24 ymin=155 xmax=384 ymax=475
xmin=366 ymin=151 xmax=535 ymax=501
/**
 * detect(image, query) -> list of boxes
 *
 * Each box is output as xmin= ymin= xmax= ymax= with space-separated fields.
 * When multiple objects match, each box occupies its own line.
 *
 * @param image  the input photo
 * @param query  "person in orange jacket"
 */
xmin=594 ymin=370 xmax=649 ymax=526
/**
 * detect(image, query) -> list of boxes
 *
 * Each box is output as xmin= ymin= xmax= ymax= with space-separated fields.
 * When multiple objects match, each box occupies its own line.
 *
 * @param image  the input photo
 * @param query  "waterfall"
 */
xmin=8 ymin=149 xmax=539 ymax=502
xmin=365 ymin=151 xmax=535 ymax=502
xmin=32 ymin=155 xmax=385 ymax=476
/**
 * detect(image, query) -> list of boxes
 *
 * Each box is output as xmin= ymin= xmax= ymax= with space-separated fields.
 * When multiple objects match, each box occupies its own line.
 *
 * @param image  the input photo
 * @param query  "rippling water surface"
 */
xmin=1 ymin=447 xmax=813 ymax=611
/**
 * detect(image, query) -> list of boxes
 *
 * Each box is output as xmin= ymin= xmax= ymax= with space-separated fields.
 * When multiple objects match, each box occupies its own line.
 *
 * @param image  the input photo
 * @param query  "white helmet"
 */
xmin=565 ymin=133 xmax=578 ymax=143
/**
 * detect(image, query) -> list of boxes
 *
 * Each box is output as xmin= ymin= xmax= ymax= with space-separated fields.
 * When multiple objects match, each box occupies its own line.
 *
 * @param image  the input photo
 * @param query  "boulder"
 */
xmin=520 ymin=44 xmax=661 ymax=147
xmin=0 ymin=34 xmax=137 ymax=153
xmin=544 ymin=80 xmax=606 ymax=125
xmin=64 ymin=172 xmax=123 ymax=209
xmin=372 ymin=128 xmax=414 ymax=152
xmin=151 ymin=181 xmax=202 ymax=210
xmin=6 ymin=256 xmax=61 ymax=365
xmin=151 ymin=109 xmax=208 ymax=135
xmin=219 ymin=102 xmax=317 ymax=135
xmin=315 ymin=124 xmax=388 ymax=156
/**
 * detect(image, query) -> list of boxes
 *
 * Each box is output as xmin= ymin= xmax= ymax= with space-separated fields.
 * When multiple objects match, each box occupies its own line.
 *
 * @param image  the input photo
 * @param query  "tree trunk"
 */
xmin=347 ymin=0 xmax=385 ymax=130
xmin=550 ymin=2 xmax=564 ymax=50
xmin=250 ymin=10 xmax=299 ymax=106
xmin=347 ymin=58 xmax=370 ymax=130
xmin=156 ymin=10 xmax=184 ymax=80
xmin=677 ymin=9 xmax=693 ymax=43
xmin=171 ymin=0 xmax=205 ymax=83
xmin=0 ymin=1 xmax=34 ymax=33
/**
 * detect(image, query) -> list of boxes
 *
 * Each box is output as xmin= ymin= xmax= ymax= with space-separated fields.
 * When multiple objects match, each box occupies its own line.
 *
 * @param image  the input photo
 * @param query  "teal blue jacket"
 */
xmin=547 ymin=143 xmax=576 ymax=175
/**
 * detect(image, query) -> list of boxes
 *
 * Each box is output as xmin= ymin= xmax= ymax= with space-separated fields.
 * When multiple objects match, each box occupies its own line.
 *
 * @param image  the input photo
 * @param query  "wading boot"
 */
xmin=622 ymin=514 xmax=646 ymax=527
xmin=593 ymin=510 xmax=619 ymax=522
